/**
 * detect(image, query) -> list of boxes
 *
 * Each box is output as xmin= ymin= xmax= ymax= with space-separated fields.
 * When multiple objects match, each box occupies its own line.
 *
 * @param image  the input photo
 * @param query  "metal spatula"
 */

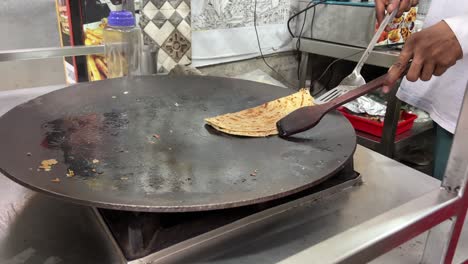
xmin=314 ymin=9 xmax=397 ymax=105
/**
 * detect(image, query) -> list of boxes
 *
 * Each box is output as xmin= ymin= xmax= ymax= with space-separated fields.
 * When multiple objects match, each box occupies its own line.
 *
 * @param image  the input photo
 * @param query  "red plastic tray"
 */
xmin=338 ymin=107 xmax=417 ymax=137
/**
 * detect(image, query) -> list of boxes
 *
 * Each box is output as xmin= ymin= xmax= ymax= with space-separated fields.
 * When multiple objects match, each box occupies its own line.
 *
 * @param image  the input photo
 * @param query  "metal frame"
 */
xmin=296 ymin=37 xmax=468 ymax=263
xmin=279 ymin=87 xmax=468 ymax=264
xmin=0 ymin=45 xmax=104 ymax=62
xmin=421 ymin=83 xmax=468 ymax=264
xmin=296 ymin=38 xmax=400 ymax=89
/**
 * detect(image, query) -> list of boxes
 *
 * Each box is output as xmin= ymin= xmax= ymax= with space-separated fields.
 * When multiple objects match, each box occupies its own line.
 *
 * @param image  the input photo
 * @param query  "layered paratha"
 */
xmin=205 ymin=89 xmax=314 ymax=137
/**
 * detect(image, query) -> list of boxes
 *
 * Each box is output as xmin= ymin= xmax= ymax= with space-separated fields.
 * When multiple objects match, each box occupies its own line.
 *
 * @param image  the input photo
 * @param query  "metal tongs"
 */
xmin=314 ymin=9 xmax=398 ymax=105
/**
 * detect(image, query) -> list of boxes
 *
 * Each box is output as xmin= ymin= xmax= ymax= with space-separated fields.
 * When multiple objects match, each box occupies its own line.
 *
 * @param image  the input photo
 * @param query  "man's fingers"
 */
xmin=434 ymin=65 xmax=448 ymax=76
xmin=384 ymin=43 xmax=413 ymax=90
xmin=382 ymin=85 xmax=392 ymax=93
xmin=386 ymin=0 xmax=400 ymax=13
xmin=397 ymin=0 xmax=411 ymax=17
xmin=382 ymin=64 xmax=402 ymax=93
xmin=420 ymin=62 xmax=435 ymax=81
xmin=384 ymin=62 xmax=406 ymax=88
xmin=406 ymin=57 xmax=423 ymax=81
xmin=375 ymin=0 xmax=387 ymax=26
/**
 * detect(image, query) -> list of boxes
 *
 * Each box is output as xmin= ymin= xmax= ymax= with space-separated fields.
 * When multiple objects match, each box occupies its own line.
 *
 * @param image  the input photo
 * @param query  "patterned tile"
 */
xmin=160 ymin=4 xmax=175 ymax=19
xmin=176 ymin=2 xmax=190 ymax=19
xmin=139 ymin=14 xmax=151 ymax=29
xmin=150 ymin=0 xmax=166 ymax=9
xmin=185 ymin=47 xmax=192 ymax=60
xmin=161 ymin=55 xmax=177 ymax=71
xmin=177 ymin=20 xmax=191 ymax=41
xmin=142 ymin=1 xmax=158 ymax=19
xmin=158 ymin=49 xmax=170 ymax=64
xmin=179 ymin=54 xmax=191 ymax=65
xmin=144 ymin=21 xmax=175 ymax=46
xmin=140 ymin=0 xmax=191 ymax=72
xmin=142 ymin=31 xmax=153 ymax=45
xmin=152 ymin=11 xmax=167 ymax=22
xmin=152 ymin=18 xmax=166 ymax=28
xmin=168 ymin=0 xmax=184 ymax=9
xmin=184 ymin=15 xmax=190 ymax=25
xmin=168 ymin=11 xmax=184 ymax=27
xmin=160 ymin=1 xmax=175 ymax=10
xmin=161 ymin=30 xmax=190 ymax=62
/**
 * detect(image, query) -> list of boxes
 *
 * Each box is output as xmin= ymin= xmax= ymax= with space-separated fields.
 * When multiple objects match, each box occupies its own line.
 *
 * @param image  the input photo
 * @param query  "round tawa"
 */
xmin=0 ymin=76 xmax=356 ymax=212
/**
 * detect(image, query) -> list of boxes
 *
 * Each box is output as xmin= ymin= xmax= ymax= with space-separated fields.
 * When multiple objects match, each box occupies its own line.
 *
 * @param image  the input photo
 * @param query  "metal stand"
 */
xmin=282 ymin=84 xmax=468 ymax=264
xmin=421 ymin=84 xmax=468 ymax=263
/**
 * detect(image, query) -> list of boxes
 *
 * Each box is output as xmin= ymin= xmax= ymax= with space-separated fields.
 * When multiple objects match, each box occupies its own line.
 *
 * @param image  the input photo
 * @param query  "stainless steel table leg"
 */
xmin=299 ymin=52 xmax=309 ymax=89
xmin=421 ymin=83 xmax=468 ymax=264
xmin=380 ymin=83 xmax=401 ymax=157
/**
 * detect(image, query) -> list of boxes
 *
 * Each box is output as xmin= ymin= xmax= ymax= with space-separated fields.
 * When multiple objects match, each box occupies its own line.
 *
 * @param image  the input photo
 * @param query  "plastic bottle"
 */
xmin=104 ymin=10 xmax=142 ymax=78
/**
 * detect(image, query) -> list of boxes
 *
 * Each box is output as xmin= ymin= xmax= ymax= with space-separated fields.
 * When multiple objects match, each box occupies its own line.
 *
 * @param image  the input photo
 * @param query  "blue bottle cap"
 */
xmin=108 ymin=11 xmax=135 ymax=27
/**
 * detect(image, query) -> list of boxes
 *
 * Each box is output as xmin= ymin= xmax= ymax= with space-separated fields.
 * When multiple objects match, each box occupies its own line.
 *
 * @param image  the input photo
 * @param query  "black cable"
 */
xmin=295 ymin=1 xmax=324 ymax=81
xmin=295 ymin=1 xmax=314 ymax=51
xmin=310 ymin=4 xmax=317 ymax=39
xmin=253 ymin=0 xmax=294 ymax=87
xmin=287 ymin=0 xmax=325 ymax=38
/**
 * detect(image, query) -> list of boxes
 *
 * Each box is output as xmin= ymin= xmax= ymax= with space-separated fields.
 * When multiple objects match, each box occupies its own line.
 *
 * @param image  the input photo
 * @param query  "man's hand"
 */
xmin=382 ymin=21 xmax=463 ymax=92
xmin=375 ymin=0 xmax=419 ymax=27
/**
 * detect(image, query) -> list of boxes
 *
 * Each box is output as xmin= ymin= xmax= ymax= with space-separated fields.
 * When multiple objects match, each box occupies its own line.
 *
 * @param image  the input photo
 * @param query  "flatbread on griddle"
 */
xmin=205 ymin=89 xmax=314 ymax=137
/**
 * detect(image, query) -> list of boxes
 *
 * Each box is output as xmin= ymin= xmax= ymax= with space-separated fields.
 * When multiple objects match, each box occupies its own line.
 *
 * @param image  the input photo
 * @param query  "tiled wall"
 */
xmin=140 ymin=0 xmax=191 ymax=72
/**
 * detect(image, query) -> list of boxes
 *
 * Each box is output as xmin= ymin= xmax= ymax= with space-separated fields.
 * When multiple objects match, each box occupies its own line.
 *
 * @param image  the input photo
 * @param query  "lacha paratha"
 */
xmin=205 ymin=89 xmax=314 ymax=137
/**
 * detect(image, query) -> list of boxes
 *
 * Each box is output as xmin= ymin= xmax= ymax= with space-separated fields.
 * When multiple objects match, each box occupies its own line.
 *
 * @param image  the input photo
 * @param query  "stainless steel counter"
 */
xmin=0 ymin=85 xmax=465 ymax=263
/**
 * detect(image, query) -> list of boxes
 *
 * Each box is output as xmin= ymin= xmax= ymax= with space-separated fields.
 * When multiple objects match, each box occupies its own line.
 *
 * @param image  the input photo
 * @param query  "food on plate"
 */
xmin=392 ymin=16 xmax=403 ymax=24
xmin=405 ymin=8 xmax=417 ymax=23
xmin=388 ymin=29 xmax=401 ymax=43
xmin=401 ymin=27 xmax=411 ymax=41
xmin=378 ymin=30 xmax=389 ymax=43
xmin=205 ymin=89 xmax=314 ymax=137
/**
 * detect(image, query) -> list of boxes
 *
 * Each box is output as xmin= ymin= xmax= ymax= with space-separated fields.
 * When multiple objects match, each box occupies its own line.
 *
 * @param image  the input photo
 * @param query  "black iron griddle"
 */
xmin=0 ymin=76 xmax=356 ymax=212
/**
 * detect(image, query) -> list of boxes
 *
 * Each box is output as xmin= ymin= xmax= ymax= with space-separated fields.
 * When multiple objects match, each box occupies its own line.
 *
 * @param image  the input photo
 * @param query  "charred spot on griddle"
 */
xmin=40 ymin=112 xmax=129 ymax=178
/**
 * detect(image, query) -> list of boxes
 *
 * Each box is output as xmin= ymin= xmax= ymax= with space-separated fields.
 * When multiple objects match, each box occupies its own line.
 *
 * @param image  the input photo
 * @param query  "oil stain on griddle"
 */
xmin=40 ymin=111 xmax=129 ymax=178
